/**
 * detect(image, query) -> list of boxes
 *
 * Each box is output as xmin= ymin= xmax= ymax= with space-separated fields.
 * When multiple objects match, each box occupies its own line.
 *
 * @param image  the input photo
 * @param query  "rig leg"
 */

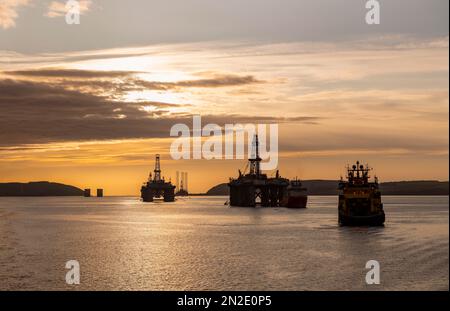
xmin=163 ymin=189 xmax=175 ymax=202
xmin=142 ymin=190 xmax=154 ymax=202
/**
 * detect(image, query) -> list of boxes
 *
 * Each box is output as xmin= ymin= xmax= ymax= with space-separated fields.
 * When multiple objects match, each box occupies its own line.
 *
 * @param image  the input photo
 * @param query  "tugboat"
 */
xmin=282 ymin=178 xmax=308 ymax=208
xmin=141 ymin=154 xmax=175 ymax=202
xmin=338 ymin=161 xmax=385 ymax=226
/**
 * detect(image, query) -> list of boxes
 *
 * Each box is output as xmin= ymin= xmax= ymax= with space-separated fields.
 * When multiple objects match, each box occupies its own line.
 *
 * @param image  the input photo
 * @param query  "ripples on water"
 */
xmin=0 ymin=196 xmax=448 ymax=290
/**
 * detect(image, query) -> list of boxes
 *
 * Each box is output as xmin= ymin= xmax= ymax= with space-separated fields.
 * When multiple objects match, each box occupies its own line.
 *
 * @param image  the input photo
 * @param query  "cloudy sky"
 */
xmin=0 ymin=0 xmax=448 ymax=194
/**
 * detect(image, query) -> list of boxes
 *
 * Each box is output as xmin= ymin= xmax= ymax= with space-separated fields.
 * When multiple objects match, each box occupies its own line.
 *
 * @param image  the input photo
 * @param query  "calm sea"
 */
xmin=0 ymin=196 xmax=448 ymax=290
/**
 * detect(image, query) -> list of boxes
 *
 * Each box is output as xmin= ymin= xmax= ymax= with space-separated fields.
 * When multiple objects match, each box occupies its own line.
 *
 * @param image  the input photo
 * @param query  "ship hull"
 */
xmin=286 ymin=195 xmax=307 ymax=208
xmin=338 ymin=211 xmax=385 ymax=226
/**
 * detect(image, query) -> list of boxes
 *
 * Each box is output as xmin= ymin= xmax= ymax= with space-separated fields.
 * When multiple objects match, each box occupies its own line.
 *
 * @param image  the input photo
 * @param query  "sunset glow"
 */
xmin=0 ymin=1 xmax=448 ymax=194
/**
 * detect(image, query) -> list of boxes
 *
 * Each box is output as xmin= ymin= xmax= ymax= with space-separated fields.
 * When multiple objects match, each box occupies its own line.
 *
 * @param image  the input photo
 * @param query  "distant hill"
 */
xmin=206 ymin=183 xmax=231 ymax=196
xmin=379 ymin=181 xmax=449 ymax=195
xmin=206 ymin=180 xmax=449 ymax=196
xmin=0 ymin=182 xmax=83 ymax=196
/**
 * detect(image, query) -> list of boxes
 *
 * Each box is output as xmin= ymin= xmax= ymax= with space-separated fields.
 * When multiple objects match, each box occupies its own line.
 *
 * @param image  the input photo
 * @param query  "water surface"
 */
xmin=0 ymin=196 xmax=448 ymax=290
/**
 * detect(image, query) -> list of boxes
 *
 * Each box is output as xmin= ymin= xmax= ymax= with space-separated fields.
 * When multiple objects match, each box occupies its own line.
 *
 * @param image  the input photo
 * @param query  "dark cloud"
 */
xmin=0 ymin=79 xmax=315 ymax=146
xmin=0 ymin=78 xmax=446 ymax=157
xmin=173 ymin=75 xmax=263 ymax=88
xmin=132 ymin=74 xmax=264 ymax=91
xmin=2 ymin=69 xmax=265 ymax=95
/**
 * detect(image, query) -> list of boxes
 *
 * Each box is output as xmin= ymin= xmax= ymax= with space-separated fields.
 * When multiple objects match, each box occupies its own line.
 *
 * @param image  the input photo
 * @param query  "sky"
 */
xmin=0 ymin=0 xmax=448 ymax=194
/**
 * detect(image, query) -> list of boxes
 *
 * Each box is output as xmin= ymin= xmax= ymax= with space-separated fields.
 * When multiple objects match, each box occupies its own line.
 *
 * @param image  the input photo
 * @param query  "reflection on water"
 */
xmin=0 ymin=196 xmax=448 ymax=290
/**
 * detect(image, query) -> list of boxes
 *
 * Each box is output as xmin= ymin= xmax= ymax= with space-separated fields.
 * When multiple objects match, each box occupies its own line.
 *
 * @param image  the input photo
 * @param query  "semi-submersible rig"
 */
xmin=140 ymin=154 xmax=175 ymax=202
xmin=228 ymin=135 xmax=307 ymax=208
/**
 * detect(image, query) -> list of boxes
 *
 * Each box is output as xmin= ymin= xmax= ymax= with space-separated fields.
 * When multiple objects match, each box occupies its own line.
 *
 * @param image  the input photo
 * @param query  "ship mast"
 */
xmin=249 ymin=134 xmax=262 ymax=176
xmin=347 ymin=161 xmax=372 ymax=185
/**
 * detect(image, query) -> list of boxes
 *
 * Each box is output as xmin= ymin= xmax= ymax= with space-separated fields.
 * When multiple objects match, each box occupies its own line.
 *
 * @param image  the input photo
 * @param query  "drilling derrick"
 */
xmin=228 ymin=134 xmax=289 ymax=207
xmin=140 ymin=154 xmax=175 ymax=202
xmin=153 ymin=154 xmax=161 ymax=182
xmin=249 ymin=135 xmax=261 ymax=176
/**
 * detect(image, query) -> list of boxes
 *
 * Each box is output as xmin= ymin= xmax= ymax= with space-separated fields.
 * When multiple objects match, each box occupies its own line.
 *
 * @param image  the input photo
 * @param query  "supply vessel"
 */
xmin=282 ymin=179 xmax=308 ymax=208
xmin=338 ymin=161 xmax=385 ymax=226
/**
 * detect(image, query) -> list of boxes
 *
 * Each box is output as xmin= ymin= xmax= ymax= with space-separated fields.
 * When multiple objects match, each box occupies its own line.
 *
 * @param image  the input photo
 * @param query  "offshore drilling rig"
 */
xmin=140 ymin=154 xmax=175 ymax=202
xmin=228 ymin=135 xmax=289 ymax=207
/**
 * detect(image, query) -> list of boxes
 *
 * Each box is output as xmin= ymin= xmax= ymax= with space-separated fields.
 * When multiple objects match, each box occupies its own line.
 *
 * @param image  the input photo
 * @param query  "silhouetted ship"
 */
xmin=228 ymin=135 xmax=290 ymax=207
xmin=281 ymin=179 xmax=308 ymax=208
xmin=141 ymin=154 xmax=175 ymax=202
xmin=338 ymin=161 xmax=385 ymax=226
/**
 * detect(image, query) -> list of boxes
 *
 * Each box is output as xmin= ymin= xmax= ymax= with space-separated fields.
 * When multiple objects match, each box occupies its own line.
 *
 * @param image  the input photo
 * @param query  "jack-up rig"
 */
xmin=228 ymin=135 xmax=290 ymax=207
xmin=175 ymin=171 xmax=189 ymax=196
xmin=141 ymin=154 xmax=175 ymax=202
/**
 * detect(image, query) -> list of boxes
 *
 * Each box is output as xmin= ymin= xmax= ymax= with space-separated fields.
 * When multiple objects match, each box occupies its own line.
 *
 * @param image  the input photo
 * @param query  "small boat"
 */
xmin=338 ymin=161 xmax=385 ymax=226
